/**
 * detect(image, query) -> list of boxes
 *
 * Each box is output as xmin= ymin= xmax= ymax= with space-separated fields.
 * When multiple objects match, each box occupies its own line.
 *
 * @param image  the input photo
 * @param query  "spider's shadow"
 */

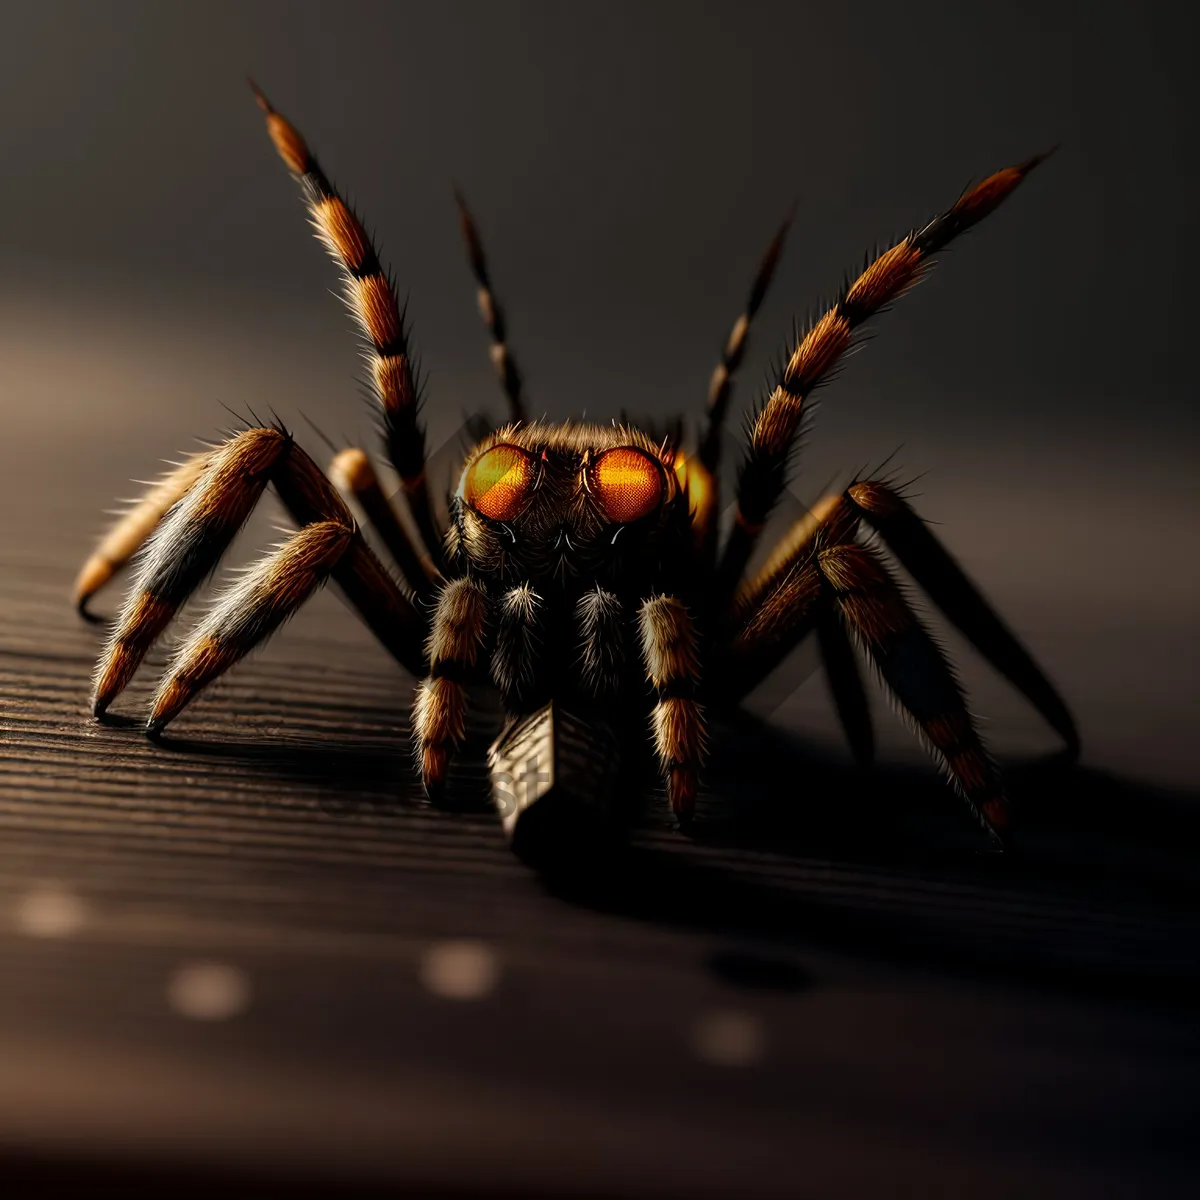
xmin=537 ymin=712 xmax=1200 ymax=1005
xmin=146 ymin=707 xmax=1200 ymax=1005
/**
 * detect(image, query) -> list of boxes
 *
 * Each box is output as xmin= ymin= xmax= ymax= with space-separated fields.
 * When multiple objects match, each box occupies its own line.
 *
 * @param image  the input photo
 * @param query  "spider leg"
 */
xmin=454 ymin=190 xmax=527 ymax=424
xmin=250 ymin=83 xmax=444 ymax=569
xmin=264 ymin=437 xmax=427 ymax=675
xmin=817 ymin=610 xmax=875 ymax=767
xmin=723 ymin=491 xmax=1010 ymax=844
xmin=720 ymin=492 xmax=861 ymax=698
xmin=845 ymin=481 xmax=1080 ymax=756
xmin=716 ymin=152 xmax=1052 ymax=605
xmin=147 ymin=521 xmax=353 ymax=732
xmin=74 ymin=449 xmax=212 ymax=616
xmin=698 ymin=207 xmax=794 ymax=472
xmin=638 ymin=595 xmax=706 ymax=822
xmin=329 ymin=447 xmax=440 ymax=603
xmin=92 ymin=428 xmax=426 ymax=720
xmin=92 ymin=427 xmax=289 ymax=715
xmin=414 ymin=577 xmax=490 ymax=799
xmin=672 ymin=211 xmax=794 ymax=569
xmin=820 ymin=540 xmax=1009 ymax=845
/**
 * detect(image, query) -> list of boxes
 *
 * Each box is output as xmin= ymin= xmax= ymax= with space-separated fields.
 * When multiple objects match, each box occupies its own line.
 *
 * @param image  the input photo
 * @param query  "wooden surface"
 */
xmin=2 ymin=310 xmax=1199 ymax=1196
xmin=3 ymin=529 xmax=1200 ymax=1198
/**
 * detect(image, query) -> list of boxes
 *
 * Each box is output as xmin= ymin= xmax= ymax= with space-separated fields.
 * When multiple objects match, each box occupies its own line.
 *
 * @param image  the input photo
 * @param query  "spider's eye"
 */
xmin=587 ymin=447 xmax=664 ymax=523
xmin=462 ymin=443 xmax=536 ymax=521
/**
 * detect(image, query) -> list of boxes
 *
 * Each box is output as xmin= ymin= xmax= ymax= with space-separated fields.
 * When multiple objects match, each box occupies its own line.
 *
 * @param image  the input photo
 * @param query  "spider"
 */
xmin=75 ymin=85 xmax=1078 ymax=855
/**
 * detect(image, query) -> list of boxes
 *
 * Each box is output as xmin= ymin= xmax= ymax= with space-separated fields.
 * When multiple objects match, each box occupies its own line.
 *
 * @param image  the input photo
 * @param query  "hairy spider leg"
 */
xmin=250 ymin=82 xmax=444 ymax=570
xmin=717 ymin=153 xmax=1052 ymax=607
xmin=844 ymin=481 xmax=1080 ymax=757
xmin=455 ymin=190 xmax=527 ymax=425
xmin=639 ymin=595 xmax=706 ymax=821
xmin=74 ymin=449 xmax=213 ymax=616
xmin=724 ymin=489 xmax=1010 ymax=844
xmin=414 ymin=577 xmax=491 ymax=799
xmin=148 ymin=520 xmax=353 ymax=732
xmin=670 ymin=211 xmax=795 ymax=570
xmin=267 ymin=436 xmax=428 ymax=675
xmin=723 ymin=491 xmax=872 ymax=760
xmin=93 ymin=428 xmax=288 ymax=715
xmin=698 ymin=206 xmax=794 ymax=473
xmin=821 ymin=541 xmax=1010 ymax=844
xmin=329 ymin=447 xmax=440 ymax=602
xmin=816 ymin=608 xmax=876 ymax=767
xmin=92 ymin=427 xmax=426 ymax=724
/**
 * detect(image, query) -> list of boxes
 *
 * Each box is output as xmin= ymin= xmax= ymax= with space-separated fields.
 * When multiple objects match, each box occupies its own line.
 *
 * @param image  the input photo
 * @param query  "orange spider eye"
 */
xmin=588 ymin=447 xmax=664 ymax=523
xmin=462 ymin=443 xmax=535 ymax=521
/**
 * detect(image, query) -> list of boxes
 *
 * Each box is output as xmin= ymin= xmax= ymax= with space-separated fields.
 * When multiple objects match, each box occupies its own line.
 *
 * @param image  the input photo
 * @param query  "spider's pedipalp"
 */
xmin=92 ymin=427 xmax=290 ymax=716
xmin=845 ymin=480 xmax=1080 ymax=756
xmin=250 ymin=82 xmax=443 ymax=567
xmin=75 ymin=449 xmax=213 ymax=616
xmin=455 ymin=189 xmax=527 ymax=425
xmin=147 ymin=520 xmax=354 ymax=733
xmin=577 ymin=586 xmax=626 ymax=699
xmin=718 ymin=154 xmax=1049 ymax=604
xmin=492 ymin=582 xmax=546 ymax=707
xmin=638 ymin=595 xmax=706 ymax=821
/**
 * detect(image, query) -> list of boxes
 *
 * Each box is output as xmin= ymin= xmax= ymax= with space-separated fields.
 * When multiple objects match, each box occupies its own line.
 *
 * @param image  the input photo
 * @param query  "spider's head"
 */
xmin=448 ymin=421 xmax=690 ymax=589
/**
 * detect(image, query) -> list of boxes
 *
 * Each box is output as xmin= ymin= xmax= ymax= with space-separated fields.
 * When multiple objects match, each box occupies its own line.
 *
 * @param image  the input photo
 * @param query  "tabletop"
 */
xmin=2 ymin=289 xmax=1198 ymax=1198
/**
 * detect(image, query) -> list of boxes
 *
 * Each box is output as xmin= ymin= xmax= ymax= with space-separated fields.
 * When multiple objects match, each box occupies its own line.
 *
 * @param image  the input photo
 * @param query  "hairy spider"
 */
xmin=76 ymin=85 xmax=1078 ymax=853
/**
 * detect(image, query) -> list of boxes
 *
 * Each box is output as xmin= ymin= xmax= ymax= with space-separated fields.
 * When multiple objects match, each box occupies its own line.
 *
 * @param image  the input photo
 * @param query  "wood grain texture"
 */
xmin=1 ymin=294 xmax=1199 ymax=1194
xmin=4 ymin=528 xmax=1200 ymax=1198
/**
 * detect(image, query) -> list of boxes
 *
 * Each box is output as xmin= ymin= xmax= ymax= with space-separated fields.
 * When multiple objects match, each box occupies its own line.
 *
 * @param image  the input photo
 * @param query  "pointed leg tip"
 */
xmin=247 ymin=76 xmax=270 ymax=111
xmin=421 ymin=745 xmax=449 ymax=803
xmin=1024 ymin=144 xmax=1061 ymax=173
xmin=91 ymin=695 xmax=110 ymax=720
xmin=980 ymin=799 xmax=1013 ymax=853
xmin=74 ymin=558 xmax=114 ymax=620
xmin=145 ymin=714 xmax=170 ymax=740
xmin=668 ymin=767 xmax=698 ymax=828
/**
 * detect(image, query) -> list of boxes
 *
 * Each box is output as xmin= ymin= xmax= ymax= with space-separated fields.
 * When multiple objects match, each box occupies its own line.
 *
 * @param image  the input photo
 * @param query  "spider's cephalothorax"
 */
xmin=430 ymin=420 xmax=703 ymax=810
xmin=449 ymin=423 xmax=691 ymax=592
xmin=75 ymin=84 xmax=1080 ymax=853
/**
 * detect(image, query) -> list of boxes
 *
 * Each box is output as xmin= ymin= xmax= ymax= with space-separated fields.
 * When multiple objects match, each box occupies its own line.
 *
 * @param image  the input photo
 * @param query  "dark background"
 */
xmin=1 ymin=2 xmax=1198 ymax=1195
xmin=2 ymin=0 xmax=1197 ymax=781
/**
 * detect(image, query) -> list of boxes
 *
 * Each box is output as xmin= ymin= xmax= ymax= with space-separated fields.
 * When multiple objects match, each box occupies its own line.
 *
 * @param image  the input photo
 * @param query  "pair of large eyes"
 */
xmin=462 ymin=444 xmax=664 ymax=524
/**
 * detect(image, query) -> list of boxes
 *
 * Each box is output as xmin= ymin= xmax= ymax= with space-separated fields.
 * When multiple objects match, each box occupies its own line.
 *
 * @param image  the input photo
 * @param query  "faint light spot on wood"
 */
xmin=167 ymin=962 xmax=251 ymax=1020
xmin=15 ymin=883 xmax=87 ymax=938
xmin=419 ymin=940 xmax=500 ymax=1000
xmin=691 ymin=1010 xmax=766 ymax=1066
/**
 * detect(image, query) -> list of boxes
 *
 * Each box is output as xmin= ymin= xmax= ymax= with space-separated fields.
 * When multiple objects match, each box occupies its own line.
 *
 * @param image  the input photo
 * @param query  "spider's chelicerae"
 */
xmin=77 ymin=86 xmax=1078 ymax=853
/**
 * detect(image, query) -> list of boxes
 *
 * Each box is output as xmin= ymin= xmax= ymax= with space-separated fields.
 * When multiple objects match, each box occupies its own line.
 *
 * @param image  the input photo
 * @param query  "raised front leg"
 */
xmin=251 ymin=83 xmax=444 ymax=568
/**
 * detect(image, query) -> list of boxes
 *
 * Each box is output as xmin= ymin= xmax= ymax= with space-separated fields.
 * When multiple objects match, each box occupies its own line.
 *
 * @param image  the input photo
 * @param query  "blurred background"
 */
xmin=2 ymin=0 xmax=1196 ymax=779
xmin=1 ymin=2 xmax=1198 ymax=1195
